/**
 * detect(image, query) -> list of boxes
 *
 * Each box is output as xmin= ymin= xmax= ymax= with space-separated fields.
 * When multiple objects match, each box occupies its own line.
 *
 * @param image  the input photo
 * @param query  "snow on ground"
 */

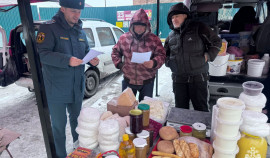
xmin=0 ymin=66 xmax=174 ymax=158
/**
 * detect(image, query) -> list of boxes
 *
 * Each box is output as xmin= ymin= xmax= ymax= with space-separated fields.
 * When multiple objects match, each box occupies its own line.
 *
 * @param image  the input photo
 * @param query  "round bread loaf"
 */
xmin=159 ymin=126 xmax=179 ymax=140
xmin=157 ymin=140 xmax=175 ymax=154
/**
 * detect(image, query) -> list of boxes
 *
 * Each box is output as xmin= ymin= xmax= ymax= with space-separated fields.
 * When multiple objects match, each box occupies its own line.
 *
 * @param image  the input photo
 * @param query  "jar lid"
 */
xmin=125 ymin=127 xmax=133 ymax=135
xmin=192 ymin=123 xmax=206 ymax=131
xmin=123 ymin=134 xmax=129 ymax=141
xmin=129 ymin=109 xmax=142 ymax=115
xmin=133 ymin=138 xmax=147 ymax=147
xmin=138 ymin=104 xmax=150 ymax=110
xmin=136 ymin=130 xmax=150 ymax=138
xmin=217 ymin=97 xmax=245 ymax=110
xmin=180 ymin=125 xmax=192 ymax=133
xmin=105 ymin=156 xmax=119 ymax=158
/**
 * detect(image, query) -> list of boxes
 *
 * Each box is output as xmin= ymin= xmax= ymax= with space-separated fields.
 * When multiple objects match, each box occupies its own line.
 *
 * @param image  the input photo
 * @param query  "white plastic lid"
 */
xmin=136 ymin=130 xmax=150 ymax=138
xmin=214 ymin=130 xmax=241 ymax=141
xmin=264 ymin=54 xmax=269 ymax=57
xmin=125 ymin=127 xmax=133 ymax=135
xmin=105 ymin=156 xmax=119 ymax=158
xmin=248 ymin=59 xmax=265 ymax=64
xmin=133 ymin=138 xmax=147 ymax=147
xmin=217 ymin=97 xmax=245 ymax=110
xmin=240 ymin=123 xmax=270 ymax=137
xmin=213 ymin=141 xmax=239 ymax=155
xmin=239 ymin=92 xmax=266 ymax=108
xmin=79 ymin=107 xmax=101 ymax=122
xmin=192 ymin=122 xmax=206 ymax=130
xmin=242 ymin=110 xmax=268 ymax=124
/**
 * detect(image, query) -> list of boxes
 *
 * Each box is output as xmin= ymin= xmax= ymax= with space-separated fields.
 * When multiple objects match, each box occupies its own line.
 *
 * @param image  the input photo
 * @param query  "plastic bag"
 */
xmin=0 ymin=57 xmax=19 ymax=87
xmin=140 ymin=96 xmax=169 ymax=124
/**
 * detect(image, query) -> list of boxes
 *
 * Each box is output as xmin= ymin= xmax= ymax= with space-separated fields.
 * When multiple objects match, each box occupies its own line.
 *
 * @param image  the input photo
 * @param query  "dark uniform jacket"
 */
xmin=165 ymin=19 xmax=221 ymax=83
xmin=37 ymin=10 xmax=89 ymax=103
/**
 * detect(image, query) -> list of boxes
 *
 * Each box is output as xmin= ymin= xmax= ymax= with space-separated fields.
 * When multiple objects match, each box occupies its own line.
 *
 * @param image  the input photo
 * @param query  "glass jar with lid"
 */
xmin=133 ymin=138 xmax=147 ymax=158
xmin=138 ymin=104 xmax=150 ymax=128
xmin=136 ymin=130 xmax=150 ymax=154
xmin=192 ymin=122 xmax=206 ymax=140
xmin=125 ymin=127 xmax=136 ymax=141
xmin=180 ymin=125 xmax=192 ymax=137
xmin=129 ymin=109 xmax=143 ymax=134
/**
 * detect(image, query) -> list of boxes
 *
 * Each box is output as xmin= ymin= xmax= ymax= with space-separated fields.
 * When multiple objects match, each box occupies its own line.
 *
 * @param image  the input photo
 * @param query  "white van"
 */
xmin=0 ymin=19 xmax=124 ymax=98
xmin=82 ymin=19 xmax=124 ymax=97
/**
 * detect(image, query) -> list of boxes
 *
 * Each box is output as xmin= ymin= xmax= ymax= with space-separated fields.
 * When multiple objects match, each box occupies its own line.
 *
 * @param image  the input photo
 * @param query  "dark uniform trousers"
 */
xmin=172 ymin=73 xmax=209 ymax=112
xmin=48 ymin=101 xmax=82 ymax=158
xmin=122 ymin=79 xmax=154 ymax=102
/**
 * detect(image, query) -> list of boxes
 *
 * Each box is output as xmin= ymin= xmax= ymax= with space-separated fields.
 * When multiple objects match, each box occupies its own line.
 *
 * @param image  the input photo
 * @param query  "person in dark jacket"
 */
xmin=112 ymin=9 xmax=166 ymax=101
xmin=230 ymin=6 xmax=258 ymax=34
xmin=37 ymin=0 xmax=99 ymax=157
xmin=164 ymin=3 xmax=222 ymax=111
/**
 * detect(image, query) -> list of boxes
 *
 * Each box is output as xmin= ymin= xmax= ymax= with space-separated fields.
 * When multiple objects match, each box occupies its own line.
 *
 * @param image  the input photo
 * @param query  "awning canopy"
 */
xmin=0 ymin=0 xmax=55 ymax=7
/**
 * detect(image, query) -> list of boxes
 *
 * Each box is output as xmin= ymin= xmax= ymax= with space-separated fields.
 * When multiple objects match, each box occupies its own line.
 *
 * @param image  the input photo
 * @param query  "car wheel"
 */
xmin=28 ymin=87 xmax=34 ymax=92
xmin=84 ymin=69 xmax=99 ymax=98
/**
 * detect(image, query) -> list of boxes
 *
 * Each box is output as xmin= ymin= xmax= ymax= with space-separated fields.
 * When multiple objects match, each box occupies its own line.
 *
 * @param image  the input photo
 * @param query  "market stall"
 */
xmin=67 ymin=81 xmax=270 ymax=158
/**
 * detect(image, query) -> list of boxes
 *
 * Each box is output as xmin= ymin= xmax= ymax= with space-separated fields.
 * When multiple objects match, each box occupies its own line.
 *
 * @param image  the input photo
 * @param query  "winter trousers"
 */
xmin=173 ymin=80 xmax=209 ymax=112
xmin=122 ymin=79 xmax=154 ymax=102
xmin=48 ymin=101 xmax=82 ymax=158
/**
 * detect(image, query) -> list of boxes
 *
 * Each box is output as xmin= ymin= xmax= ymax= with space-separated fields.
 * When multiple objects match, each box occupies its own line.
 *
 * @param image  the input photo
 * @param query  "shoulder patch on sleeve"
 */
xmin=45 ymin=20 xmax=55 ymax=24
xmin=37 ymin=32 xmax=45 ymax=43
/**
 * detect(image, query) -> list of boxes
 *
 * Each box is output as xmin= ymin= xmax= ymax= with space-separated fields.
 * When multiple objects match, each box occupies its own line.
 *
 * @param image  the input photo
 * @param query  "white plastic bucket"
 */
xmin=213 ymin=141 xmax=239 ymax=158
xmin=209 ymin=54 xmax=229 ymax=76
xmin=217 ymin=97 xmax=245 ymax=122
xmin=216 ymin=117 xmax=243 ymax=138
xmin=227 ymin=59 xmax=243 ymax=74
xmin=214 ymin=130 xmax=241 ymax=152
xmin=247 ymin=59 xmax=265 ymax=77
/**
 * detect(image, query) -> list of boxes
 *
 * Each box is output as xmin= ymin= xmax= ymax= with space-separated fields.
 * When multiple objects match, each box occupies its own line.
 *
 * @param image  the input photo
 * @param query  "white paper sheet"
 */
xmin=131 ymin=51 xmax=152 ymax=64
xmin=82 ymin=49 xmax=104 ymax=65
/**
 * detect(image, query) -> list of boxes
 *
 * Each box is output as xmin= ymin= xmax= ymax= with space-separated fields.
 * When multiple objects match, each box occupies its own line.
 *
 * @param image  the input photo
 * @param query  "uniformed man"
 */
xmin=36 ymin=0 xmax=99 ymax=157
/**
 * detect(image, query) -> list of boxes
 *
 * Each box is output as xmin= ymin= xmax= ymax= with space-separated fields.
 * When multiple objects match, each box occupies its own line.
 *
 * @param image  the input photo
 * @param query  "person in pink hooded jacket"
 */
xmin=112 ymin=8 xmax=166 ymax=101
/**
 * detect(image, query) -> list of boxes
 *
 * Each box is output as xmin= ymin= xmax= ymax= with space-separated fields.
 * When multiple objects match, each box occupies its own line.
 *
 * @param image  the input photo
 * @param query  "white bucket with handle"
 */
xmin=209 ymin=54 xmax=229 ymax=76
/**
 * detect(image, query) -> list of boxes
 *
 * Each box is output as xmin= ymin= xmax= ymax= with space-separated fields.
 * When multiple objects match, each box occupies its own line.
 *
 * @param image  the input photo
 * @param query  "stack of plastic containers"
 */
xmin=212 ymin=97 xmax=245 ymax=158
xmin=236 ymin=110 xmax=269 ymax=157
xmin=237 ymin=81 xmax=269 ymax=157
xmin=76 ymin=107 xmax=101 ymax=149
xmin=98 ymin=119 xmax=120 ymax=152
xmin=239 ymin=81 xmax=266 ymax=112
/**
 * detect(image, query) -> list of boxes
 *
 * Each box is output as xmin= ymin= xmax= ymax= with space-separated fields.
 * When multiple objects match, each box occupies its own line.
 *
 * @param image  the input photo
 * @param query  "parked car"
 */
xmin=0 ymin=19 xmax=124 ymax=98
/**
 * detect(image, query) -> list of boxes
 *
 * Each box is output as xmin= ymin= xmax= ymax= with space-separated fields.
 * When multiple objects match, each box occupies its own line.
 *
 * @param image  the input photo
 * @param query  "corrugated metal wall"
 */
xmin=0 ymin=6 xmax=39 ymax=40
xmin=38 ymin=3 xmax=177 ymax=38
xmin=1 ymin=3 xmax=261 ymax=40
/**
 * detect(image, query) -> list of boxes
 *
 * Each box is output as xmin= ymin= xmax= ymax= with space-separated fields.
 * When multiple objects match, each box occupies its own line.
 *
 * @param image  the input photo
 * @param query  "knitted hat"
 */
xmin=59 ymin=0 xmax=85 ymax=10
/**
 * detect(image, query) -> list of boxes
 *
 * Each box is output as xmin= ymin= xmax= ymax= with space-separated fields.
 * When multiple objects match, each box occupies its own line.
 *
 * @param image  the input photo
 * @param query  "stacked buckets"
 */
xmin=212 ymin=97 xmax=245 ymax=158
